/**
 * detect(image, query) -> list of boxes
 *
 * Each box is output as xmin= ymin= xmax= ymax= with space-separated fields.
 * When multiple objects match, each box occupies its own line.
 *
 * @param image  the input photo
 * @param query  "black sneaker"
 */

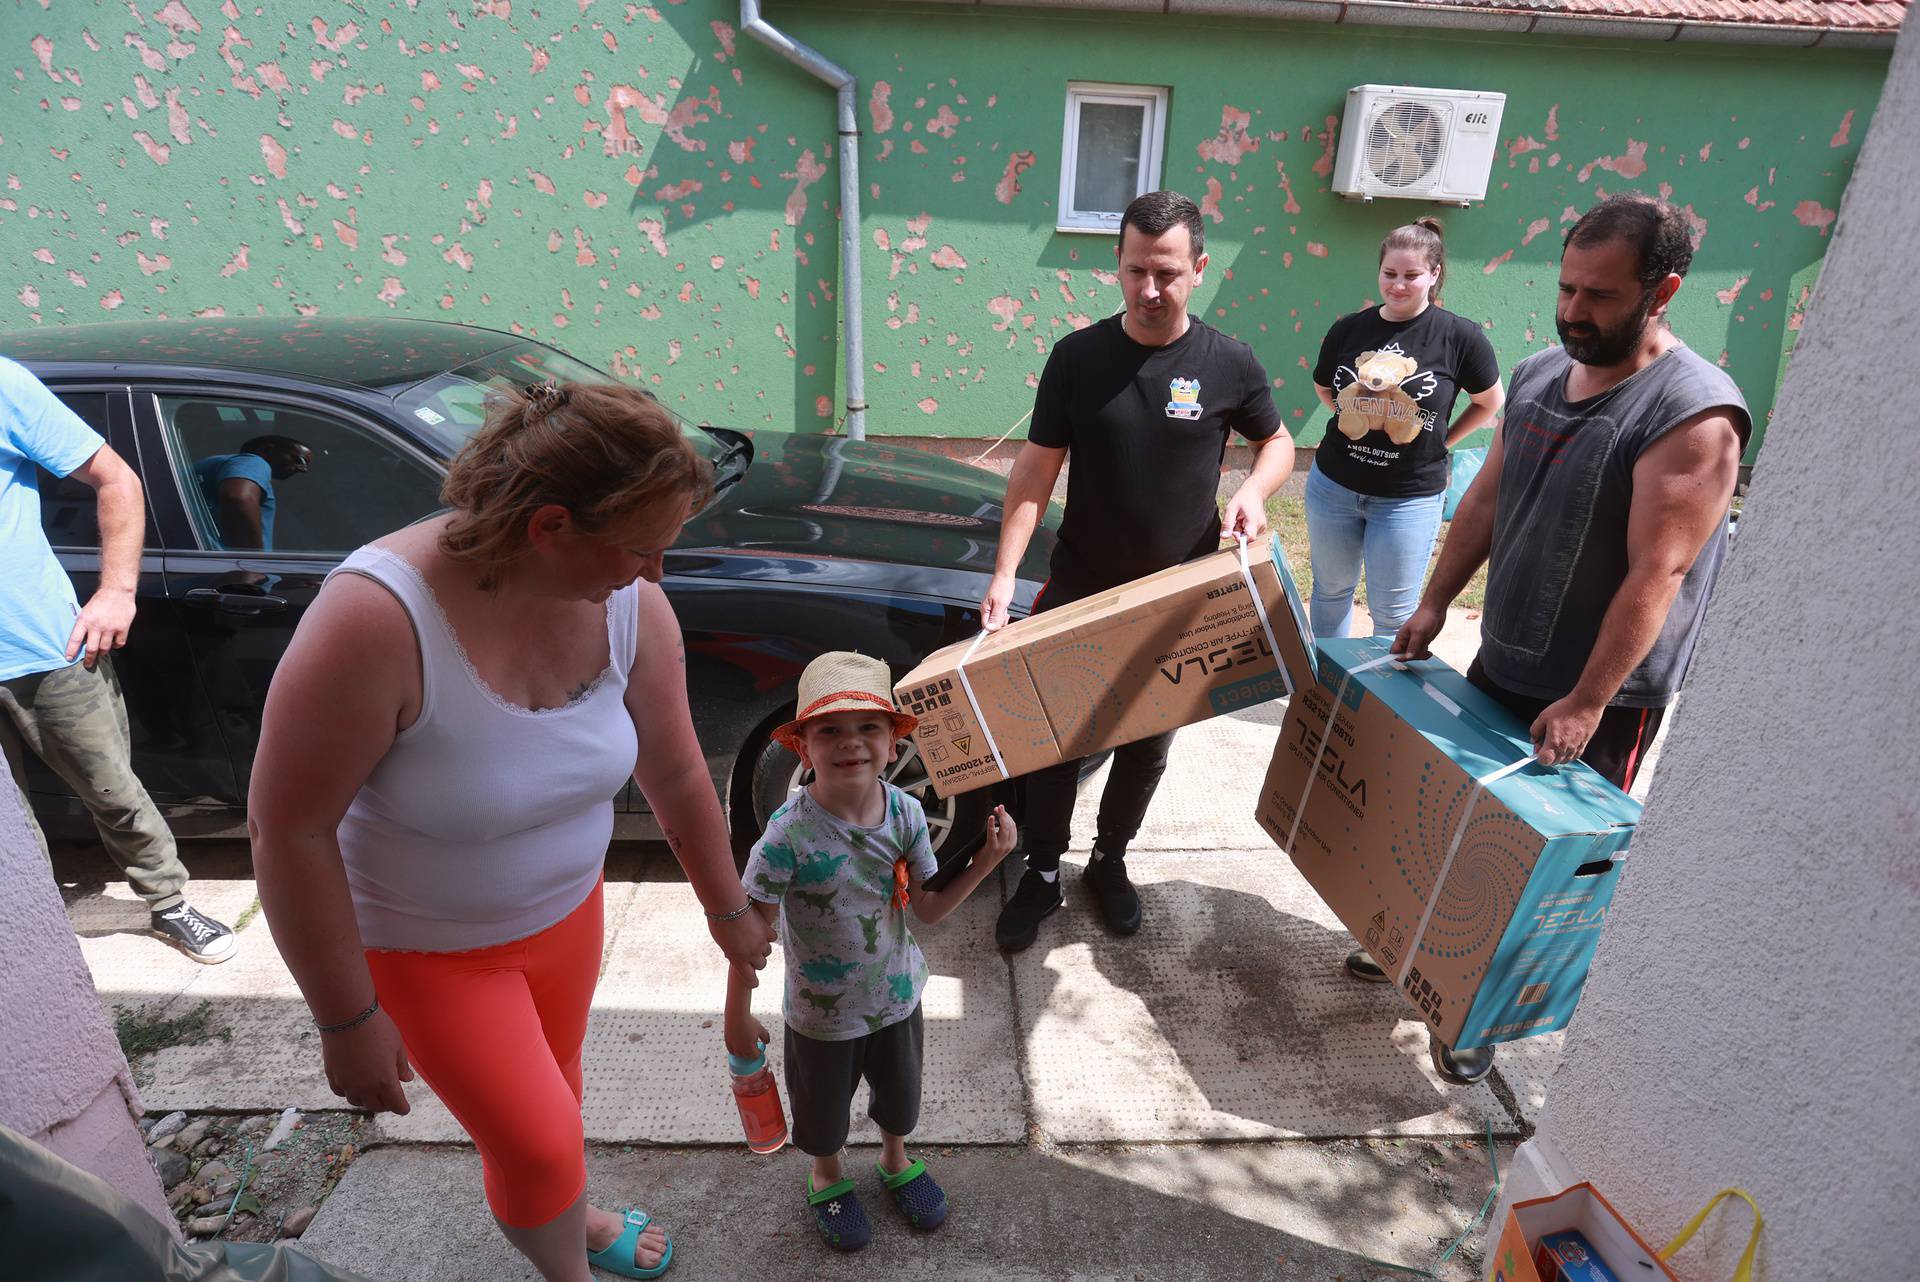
xmin=1344 ymin=948 xmax=1391 ymax=983
xmin=995 ymin=868 xmax=1063 ymax=952
xmin=150 ymin=903 xmax=236 ymax=964
xmin=1082 ymin=852 xmax=1141 ymax=935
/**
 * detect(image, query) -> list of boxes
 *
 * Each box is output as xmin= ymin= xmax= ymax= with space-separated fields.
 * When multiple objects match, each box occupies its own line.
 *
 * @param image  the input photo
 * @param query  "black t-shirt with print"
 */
xmin=1312 ymin=305 xmax=1500 ymax=499
xmin=1029 ymin=315 xmax=1282 ymax=594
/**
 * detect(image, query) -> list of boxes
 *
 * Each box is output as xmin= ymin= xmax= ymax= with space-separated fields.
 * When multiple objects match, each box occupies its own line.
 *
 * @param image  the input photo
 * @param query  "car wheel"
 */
xmin=735 ymin=731 xmax=989 ymax=873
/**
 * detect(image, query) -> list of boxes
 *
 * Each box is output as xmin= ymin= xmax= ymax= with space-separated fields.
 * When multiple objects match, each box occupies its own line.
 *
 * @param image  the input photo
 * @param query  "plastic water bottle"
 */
xmin=728 ymin=1044 xmax=788 ymax=1154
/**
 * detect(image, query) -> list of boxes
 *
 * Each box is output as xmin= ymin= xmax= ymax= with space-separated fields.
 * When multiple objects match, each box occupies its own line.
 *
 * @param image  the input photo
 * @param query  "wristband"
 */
xmin=706 ymin=900 xmax=755 ymax=923
xmin=315 ymin=997 xmax=380 ymax=1035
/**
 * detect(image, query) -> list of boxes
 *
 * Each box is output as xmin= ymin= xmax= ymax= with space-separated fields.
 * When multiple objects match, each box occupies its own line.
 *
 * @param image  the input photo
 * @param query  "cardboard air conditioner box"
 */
xmin=897 ymin=535 xmax=1314 ymax=798
xmin=1256 ymin=636 xmax=1641 ymax=1051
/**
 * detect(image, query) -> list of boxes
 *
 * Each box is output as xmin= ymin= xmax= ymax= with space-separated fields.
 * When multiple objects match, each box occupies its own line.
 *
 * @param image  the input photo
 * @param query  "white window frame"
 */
xmin=1056 ymin=82 xmax=1169 ymax=235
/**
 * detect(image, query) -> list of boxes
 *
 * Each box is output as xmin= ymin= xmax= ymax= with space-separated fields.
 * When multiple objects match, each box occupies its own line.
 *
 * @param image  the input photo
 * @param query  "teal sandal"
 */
xmin=586 ymin=1207 xmax=674 ymax=1279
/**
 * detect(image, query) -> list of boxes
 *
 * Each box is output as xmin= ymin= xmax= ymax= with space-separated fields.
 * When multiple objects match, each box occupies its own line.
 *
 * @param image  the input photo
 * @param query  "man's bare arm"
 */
xmin=217 ymin=477 xmax=267 ymax=550
xmin=64 ymin=445 xmax=144 ymax=663
xmin=980 ymin=441 xmax=1067 ymax=630
xmin=1392 ymin=421 xmax=1508 ymax=659
xmin=1530 ymin=409 xmax=1743 ymax=764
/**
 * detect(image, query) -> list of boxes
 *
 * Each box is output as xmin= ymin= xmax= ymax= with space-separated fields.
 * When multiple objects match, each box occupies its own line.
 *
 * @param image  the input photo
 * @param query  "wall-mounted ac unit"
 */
xmin=1331 ymin=85 xmax=1506 ymax=206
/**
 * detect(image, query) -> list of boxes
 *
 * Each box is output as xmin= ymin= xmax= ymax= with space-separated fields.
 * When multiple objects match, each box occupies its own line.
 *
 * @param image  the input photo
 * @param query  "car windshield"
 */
xmin=392 ymin=340 xmax=724 ymax=464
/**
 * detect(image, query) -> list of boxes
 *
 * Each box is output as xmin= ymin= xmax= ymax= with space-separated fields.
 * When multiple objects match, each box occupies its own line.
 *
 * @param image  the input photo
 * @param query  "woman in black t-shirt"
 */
xmin=1306 ymin=218 xmax=1504 ymax=639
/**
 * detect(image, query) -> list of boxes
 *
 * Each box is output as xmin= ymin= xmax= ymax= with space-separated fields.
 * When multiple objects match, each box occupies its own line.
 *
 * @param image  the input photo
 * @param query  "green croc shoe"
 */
xmin=587 ymin=1207 xmax=673 ymax=1279
xmin=878 ymin=1157 xmax=948 ymax=1230
xmin=808 ymin=1175 xmax=873 ymax=1252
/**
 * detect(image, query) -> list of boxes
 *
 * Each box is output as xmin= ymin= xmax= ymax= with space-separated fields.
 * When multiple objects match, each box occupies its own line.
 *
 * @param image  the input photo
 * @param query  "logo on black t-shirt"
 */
xmin=1165 ymin=377 xmax=1203 ymax=421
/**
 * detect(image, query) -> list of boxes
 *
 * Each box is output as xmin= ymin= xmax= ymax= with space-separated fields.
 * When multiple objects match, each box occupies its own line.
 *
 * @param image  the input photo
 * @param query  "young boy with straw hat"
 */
xmin=724 ymin=651 xmax=1016 ymax=1252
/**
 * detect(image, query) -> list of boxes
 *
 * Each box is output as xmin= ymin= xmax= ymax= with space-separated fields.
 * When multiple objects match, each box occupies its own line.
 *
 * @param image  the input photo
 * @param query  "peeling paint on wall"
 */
xmin=0 ymin=3 xmax=1888 ymax=450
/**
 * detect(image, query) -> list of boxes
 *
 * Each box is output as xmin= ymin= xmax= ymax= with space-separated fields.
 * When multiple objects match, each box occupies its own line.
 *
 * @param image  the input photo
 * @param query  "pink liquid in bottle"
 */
xmin=728 ymin=1047 xmax=788 ymax=1154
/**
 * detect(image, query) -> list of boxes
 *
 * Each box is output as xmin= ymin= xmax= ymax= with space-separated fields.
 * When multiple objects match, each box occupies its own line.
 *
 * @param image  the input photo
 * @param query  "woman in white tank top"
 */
xmin=250 ymin=381 xmax=774 ymax=1282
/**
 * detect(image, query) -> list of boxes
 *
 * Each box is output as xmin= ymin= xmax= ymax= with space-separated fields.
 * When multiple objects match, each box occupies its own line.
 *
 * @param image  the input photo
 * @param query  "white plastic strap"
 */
xmin=1394 ymin=755 xmax=1534 ymax=987
xmin=1282 ymin=651 xmax=1401 ymax=854
xmin=1235 ymin=532 xmax=1293 ymax=698
xmin=954 ymin=629 xmax=1009 ymax=781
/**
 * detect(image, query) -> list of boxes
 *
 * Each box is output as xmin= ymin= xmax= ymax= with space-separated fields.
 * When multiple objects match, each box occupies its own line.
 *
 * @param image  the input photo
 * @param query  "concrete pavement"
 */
xmin=59 ymin=608 xmax=1658 ymax=1280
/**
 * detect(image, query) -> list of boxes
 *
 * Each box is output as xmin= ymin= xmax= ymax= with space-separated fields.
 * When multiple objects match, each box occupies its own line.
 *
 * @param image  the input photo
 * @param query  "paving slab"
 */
xmin=300 ymin=1140 xmax=1506 ymax=1282
xmin=65 ymin=844 xmax=1022 ymax=1146
xmin=1009 ymin=850 xmax=1513 ymax=1142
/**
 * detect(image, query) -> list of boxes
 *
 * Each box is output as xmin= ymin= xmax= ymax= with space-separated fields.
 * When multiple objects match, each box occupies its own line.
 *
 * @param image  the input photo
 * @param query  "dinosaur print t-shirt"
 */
xmin=1312 ymin=304 xmax=1500 ymax=499
xmin=741 ymin=782 xmax=939 ymax=1041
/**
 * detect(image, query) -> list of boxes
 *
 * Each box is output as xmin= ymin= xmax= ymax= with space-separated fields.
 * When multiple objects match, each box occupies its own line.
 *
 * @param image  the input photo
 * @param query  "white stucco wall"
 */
xmin=1502 ymin=23 xmax=1920 ymax=1280
xmin=0 ymin=754 xmax=171 ymax=1227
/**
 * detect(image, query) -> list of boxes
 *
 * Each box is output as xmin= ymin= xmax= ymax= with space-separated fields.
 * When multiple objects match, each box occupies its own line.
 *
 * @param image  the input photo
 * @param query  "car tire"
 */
xmin=733 ymin=730 xmax=989 ymax=875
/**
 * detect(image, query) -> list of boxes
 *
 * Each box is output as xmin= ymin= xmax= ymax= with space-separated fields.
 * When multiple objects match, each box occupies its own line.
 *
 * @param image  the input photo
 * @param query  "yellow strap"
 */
xmin=1658 ymin=1188 xmax=1764 ymax=1282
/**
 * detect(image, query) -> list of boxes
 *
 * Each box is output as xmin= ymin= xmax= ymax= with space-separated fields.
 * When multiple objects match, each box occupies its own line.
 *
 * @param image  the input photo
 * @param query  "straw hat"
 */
xmin=772 ymin=651 xmax=919 ymax=754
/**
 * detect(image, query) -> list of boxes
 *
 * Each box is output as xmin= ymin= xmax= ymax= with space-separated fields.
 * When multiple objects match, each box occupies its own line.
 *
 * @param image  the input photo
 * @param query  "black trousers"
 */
xmin=1014 ymin=568 xmax=1176 ymax=872
xmin=1018 ymin=730 xmax=1177 ymax=872
xmin=1465 ymin=656 xmax=1667 ymax=792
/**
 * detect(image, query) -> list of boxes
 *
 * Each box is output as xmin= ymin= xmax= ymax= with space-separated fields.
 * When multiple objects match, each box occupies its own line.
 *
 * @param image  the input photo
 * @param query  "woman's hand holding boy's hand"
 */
xmin=979 ymin=805 xmax=1017 ymax=867
xmin=710 ymin=905 xmax=776 ymax=973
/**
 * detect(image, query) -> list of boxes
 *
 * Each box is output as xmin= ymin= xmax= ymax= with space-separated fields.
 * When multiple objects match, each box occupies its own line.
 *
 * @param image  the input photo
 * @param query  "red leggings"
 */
xmin=365 ymin=879 xmax=603 ymax=1228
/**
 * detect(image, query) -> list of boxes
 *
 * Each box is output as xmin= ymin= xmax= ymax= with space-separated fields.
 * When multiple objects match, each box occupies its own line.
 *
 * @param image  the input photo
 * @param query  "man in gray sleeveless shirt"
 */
xmin=1357 ymin=194 xmax=1750 ymax=1081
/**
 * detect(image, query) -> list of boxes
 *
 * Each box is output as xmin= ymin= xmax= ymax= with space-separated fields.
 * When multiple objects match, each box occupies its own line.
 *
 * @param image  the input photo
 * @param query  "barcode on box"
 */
xmin=1516 ymin=982 xmax=1549 ymax=1006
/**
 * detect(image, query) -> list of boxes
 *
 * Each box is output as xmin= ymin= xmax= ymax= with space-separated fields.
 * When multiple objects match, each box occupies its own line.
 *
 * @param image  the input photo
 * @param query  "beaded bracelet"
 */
xmin=705 ymin=900 xmax=755 ymax=923
xmin=315 ymin=997 xmax=380 ymax=1035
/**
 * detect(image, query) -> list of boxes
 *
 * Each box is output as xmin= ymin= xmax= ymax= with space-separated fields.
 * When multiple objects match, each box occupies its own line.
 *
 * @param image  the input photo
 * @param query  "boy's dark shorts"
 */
xmin=784 ymin=1004 xmax=924 ymax=1156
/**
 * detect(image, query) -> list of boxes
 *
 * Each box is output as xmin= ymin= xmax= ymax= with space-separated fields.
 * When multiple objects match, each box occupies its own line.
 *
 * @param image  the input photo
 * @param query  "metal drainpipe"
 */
xmin=739 ymin=0 xmax=867 ymax=441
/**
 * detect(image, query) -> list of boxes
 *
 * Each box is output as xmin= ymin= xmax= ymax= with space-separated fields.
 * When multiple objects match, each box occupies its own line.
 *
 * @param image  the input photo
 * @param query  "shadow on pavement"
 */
xmin=300 ymin=1140 xmax=1496 ymax=1281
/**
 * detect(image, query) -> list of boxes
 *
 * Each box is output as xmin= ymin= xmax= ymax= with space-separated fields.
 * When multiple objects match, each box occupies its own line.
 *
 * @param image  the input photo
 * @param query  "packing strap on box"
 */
xmin=1282 ymin=650 xmax=1542 ymax=987
xmin=1393 ymin=751 xmax=1533 ymax=988
xmin=1660 ymin=1188 xmax=1764 ymax=1282
xmin=954 ymin=629 xmax=1010 ymax=783
xmin=1235 ymin=532 xmax=1295 ymax=699
xmin=1281 ymin=650 xmax=1404 ymax=854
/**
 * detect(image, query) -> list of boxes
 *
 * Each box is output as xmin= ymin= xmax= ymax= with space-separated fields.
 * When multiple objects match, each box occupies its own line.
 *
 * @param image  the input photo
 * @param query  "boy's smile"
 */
xmin=797 ymin=709 xmax=901 ymax=819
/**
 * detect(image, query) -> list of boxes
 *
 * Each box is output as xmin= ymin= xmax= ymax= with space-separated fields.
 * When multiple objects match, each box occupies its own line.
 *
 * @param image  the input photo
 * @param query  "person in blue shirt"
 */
xmin=1 ymin=356 xmax=235 ymax=962
xmin=192 ymin=435 xmax=312 ymax=550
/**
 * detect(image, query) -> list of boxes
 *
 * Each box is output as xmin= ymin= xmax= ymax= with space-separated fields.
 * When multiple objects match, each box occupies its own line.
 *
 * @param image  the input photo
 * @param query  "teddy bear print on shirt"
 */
xmin=1333 ymin=344 xmax=1439 ymax=445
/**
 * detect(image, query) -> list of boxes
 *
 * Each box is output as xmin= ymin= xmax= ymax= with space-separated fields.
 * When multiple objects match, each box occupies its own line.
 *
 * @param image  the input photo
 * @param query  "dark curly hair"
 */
xmin=1563 ymin=193 xmax=1694 ymax=287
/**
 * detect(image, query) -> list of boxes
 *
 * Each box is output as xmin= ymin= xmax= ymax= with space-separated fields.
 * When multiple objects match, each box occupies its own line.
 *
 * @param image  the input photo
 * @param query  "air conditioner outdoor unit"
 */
xmin=1330 ymin=85 xmax=1506 ymax=206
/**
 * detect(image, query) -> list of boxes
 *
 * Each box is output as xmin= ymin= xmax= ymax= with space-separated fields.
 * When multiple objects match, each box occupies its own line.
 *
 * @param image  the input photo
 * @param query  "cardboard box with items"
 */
xmin=1488 ymin=1184 xmax=1762 ymax=1282
xmin=896 ymin=535 xmax=1315 ymax=798
xmin=1256 ymin=636 xmax=1641 ymax=1052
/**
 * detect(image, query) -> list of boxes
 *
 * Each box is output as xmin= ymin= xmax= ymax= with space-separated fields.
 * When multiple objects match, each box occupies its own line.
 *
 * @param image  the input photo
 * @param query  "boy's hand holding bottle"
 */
xmin=724 ymin=968 xmax=771 ymax=1061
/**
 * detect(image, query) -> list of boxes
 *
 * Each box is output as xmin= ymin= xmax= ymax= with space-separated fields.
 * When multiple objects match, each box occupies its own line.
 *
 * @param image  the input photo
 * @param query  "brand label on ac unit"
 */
xmin=1456 ymin=109 xmax=1496 ymax=134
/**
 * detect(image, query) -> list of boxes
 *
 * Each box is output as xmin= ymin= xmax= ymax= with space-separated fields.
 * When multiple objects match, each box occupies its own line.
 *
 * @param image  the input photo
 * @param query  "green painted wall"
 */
xmin=3 ymin=1 xmax=1888 ymax=459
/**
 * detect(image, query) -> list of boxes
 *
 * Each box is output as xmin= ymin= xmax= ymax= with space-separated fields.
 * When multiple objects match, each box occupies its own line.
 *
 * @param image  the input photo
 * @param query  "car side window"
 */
xmin=36 ymin=392 xmax=111 ymax=550
xmin=159 ymin=395 xmax=444 ymax=553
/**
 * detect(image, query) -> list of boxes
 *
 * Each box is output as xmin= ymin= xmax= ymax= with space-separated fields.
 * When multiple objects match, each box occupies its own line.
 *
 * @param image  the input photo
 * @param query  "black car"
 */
xmin=2 ymin=317 xmax=1052 ymax=867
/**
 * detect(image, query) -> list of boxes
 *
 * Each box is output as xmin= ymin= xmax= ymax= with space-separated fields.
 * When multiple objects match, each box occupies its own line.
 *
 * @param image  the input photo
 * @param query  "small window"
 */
xmin=159 ymin=395 xmax=444 ymax=554
xmin=36 ymin=392 xmax=112 ymax=550
xmin=1057 ymin=83 xmax=1169 ymax=234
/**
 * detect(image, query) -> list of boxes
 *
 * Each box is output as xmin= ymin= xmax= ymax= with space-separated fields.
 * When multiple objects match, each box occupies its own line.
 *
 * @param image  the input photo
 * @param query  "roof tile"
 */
xmin=1402 ymin=0 xmax=1906 ymax=29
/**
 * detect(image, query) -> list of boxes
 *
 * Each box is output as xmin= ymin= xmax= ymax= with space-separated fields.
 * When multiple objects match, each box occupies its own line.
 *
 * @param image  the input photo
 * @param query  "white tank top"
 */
xmin=327 ymin=546 xmax=640 ymax=952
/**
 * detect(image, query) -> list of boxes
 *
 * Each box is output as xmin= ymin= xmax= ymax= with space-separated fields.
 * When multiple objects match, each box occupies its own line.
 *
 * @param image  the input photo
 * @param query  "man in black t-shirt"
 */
xmin=979 ymin=190 xmax=1294 ymax=951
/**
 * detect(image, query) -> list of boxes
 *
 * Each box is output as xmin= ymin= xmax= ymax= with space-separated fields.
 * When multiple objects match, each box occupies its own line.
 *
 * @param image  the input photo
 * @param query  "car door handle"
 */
xmin=184 ymin=587 xmax=288 ymax=615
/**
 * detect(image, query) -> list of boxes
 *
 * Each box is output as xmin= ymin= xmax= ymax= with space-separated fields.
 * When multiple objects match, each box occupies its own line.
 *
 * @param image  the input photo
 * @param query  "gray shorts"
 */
xmin=784 ymin=1004 xmax=923 ymax=1157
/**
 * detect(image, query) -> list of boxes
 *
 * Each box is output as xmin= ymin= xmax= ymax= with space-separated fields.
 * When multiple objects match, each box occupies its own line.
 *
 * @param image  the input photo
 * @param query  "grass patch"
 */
xmin=232 ymin=895 xmax=262 ymax=934
xmin=1265 ymin=492 xmax=1488 ymax=614
xmin=114 ymin=999 xmax=232 ymax=1064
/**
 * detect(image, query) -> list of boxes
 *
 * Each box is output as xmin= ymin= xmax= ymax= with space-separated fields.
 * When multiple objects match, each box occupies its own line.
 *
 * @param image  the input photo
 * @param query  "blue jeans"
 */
xmin=1304 ymin=466 xmax=1445 ymax=640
